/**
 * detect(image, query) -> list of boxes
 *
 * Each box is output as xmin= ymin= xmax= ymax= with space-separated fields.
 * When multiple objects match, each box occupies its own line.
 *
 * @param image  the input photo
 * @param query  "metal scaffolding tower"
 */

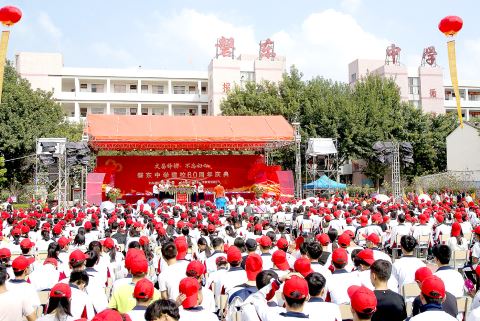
xmin=304 ymin=138 xmax=340 ymax=196
xmin=35 ymin=138 xmax=68 ymax=212
xmin=293 ymin=122 xmax=302 ymax=198
xmin=392 ymin=141 xmax=401 ymax=203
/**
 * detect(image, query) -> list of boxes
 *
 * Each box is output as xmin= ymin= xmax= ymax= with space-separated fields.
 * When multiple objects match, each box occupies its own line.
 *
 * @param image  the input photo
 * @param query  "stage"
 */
xmin=84 ymin=115 xmax=296 ymax=205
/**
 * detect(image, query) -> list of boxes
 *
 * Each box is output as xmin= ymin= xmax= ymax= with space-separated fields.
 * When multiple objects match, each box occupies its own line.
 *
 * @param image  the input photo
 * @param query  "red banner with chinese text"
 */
xmin=95 ymin=155 xmax=279 ymax=195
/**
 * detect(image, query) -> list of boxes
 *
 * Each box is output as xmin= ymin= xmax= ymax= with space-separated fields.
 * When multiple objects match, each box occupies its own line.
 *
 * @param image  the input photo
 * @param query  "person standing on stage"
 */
xmin=214 ymin=182 xmax=225 ymax=199
xmin=153 ymin=183 xmax=159 ymax=199
xmin=197 ymin=181 xmax=205 ymax=201
xmin=158 ymin=180 xmax=165 ymax=200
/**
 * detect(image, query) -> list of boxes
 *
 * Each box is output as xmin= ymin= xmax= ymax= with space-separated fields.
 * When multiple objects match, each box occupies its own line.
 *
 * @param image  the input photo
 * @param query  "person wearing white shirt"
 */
xmin=392 ymin=235 xmax=426 ymax=291
xmin=434 ymin=216 xmax=451 ymax=243
xmin=0 ymin=264 xmax=36 ymax=321
xmin=303 ymin=272 xmax=342 ymax=321
xmin=128 ymin=278 xmax=156 ymax=321
xmin=144 ymin=299 xmax=180 ymax=321
xmin=447 ymin=222 xmax=468 ymax=251
xmin=29 ymin=258 xmax=61 ymax=291
xmin=158 ymin=242 xmax=190 ymax=301
xmin=328 ymin=248 xmax=361 ymax=304
xmin=409 ymin=276 xmax=457 ymax=321
xmin=205 ymin=237 xmax=226 ymax=275
xmin=178 ymin=277 xmax=218 ymax=321
xmin=7 ymin=256 xmax=41 ymax=312
xmin=390 ymin=214 xmax=411 ymax=247
xmin=432 ymin=244 xmax=465 ymax=297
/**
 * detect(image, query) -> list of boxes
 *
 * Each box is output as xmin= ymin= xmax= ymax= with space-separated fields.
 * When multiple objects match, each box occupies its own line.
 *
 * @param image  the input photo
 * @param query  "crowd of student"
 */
xmin=0 ymin=192 xmax=479 ymax=321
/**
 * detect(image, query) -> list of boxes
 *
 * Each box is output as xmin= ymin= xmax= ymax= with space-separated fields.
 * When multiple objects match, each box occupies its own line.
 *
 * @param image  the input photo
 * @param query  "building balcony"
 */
xmin=55 ymin=92 xmax=209 ymax=103
xmin=444 ymin=99 xmax=480 ymax=109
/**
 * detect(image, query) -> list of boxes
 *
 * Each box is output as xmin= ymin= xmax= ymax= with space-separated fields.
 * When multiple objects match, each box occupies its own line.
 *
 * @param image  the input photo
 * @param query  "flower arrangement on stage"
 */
xmin=106 ymin=187 xmax=122 ymax=202
xmin=166 ymin=184 xmax=195 ymax=195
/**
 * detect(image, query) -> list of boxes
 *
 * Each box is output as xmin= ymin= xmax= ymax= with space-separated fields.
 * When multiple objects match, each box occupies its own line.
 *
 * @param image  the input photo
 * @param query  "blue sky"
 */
xmin=4 ymin=0 xmax=480 ymax=81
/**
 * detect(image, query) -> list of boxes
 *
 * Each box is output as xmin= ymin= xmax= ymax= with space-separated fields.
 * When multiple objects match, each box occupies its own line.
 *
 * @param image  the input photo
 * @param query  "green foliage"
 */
xmin=0 ymin=62 xmax=83 ymax=185
xmin=0 ymin=157 xmax=6 ymax=186
xmin=221 ymin=69 xmax=457 ymax=184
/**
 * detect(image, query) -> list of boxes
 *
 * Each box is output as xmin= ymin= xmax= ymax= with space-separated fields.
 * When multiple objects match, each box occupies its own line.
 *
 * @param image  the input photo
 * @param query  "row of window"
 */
xmin=76 ymin=84 xmax=207 ymax=94
xmin=74 ymin=106 xmax=208 ymax=117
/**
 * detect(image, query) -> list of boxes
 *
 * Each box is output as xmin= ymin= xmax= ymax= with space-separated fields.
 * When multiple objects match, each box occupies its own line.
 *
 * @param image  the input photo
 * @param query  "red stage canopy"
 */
xmin=85 ymin=115 xmax=295 ymax=151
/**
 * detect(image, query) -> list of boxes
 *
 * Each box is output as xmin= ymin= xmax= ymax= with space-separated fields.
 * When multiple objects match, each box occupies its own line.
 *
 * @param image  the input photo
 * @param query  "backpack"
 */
xmin=225 ymin=284 xmax=257 ymax=321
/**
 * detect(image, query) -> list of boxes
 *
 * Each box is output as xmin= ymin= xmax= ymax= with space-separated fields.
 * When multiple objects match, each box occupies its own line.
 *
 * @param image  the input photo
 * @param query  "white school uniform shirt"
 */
xmin=0 ymin=289 xmax=35 ymax=321
xmin=205 ymin=251 xmax=227 ymax=274
xmin=372 ymin=249 xmax=392 ymax=263
xmin=201 ymin=288 xmax=216 ymax=313
xmin=303 ymin=298 xmax=342 ymax=321
xmin=219 ymin=267 xmax=248 ymax=294
xmin=435 ymin=224 xmax=451 ymax=242
xmin=29 ymin=263 xmax=61 ymax=290
xmin=357 ymin=269 xmax=398 ymax=293
xmin=85 ymin=267 xmax=109 ymax=313
xmin=390 ymin=224 xmax=411 ymax=246
xmin=128 ymin=306 xmax=148 ymax=321
xmin=260 ymin=253 xmax=274 ymax=270
xmin=6 ymin=279 xmax=41 ymax=310
xmin=179 ymin=307 xmax=218 ymax=321
xmin=246 ymin=279 xmax=311 ymax=320
xmin=447 ymin=237 xmax=468 ymax=251
xmin=69 ymin=284 xmax=96 ymax=320
xmin=206 ymin=268 xmax=228 ymax=309
xmin=409 ymin=309 xmax=458 ymax=321
xmin=327 ymin=270 xmax=362 ymax=304
xmin=434 ymin=266 xmax=465 ymax=297
xmin=158 ymin=260 xmax=189 ymax=300
xmin=392 ymin=256 xmax=426 ymax=290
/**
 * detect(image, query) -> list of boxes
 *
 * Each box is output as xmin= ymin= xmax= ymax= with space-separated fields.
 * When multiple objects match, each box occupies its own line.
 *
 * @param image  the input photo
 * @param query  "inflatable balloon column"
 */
xmin=0 ymin=6 xmax=22 ymax=104
xmin=438 ymin=16 xmax=463 ymax=127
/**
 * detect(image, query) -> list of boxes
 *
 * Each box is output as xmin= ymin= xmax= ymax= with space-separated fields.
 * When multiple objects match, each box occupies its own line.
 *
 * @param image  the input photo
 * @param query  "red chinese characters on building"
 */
xmin=223 ymin=82 xmax=231 ymax=93
xmin=216 ymin=37 xmax=235 ymax=58
xmin=422 ymin=46 xmax=437 ymax=66
xmin=430 ymin=89 xmax=437 ymax=98
xmin=259 ymin=38 xmax=276 ymax=60
xmin=385 ymin=44 xmax=401 ymax=65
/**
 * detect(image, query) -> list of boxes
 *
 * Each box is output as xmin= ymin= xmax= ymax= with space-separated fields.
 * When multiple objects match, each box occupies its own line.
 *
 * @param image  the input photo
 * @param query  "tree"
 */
xmin=221 ymin=68 xmax=457 ymax=185
xmin=0 ymin=157 xmax=6 ymax=186
xmin=0 ymin=62 xmax=83 ymax=185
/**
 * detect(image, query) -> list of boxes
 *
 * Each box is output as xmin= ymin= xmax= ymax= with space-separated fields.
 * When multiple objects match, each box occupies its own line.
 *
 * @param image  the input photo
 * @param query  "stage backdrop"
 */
xmin=95 ymin=155 xmax=284 ymax=195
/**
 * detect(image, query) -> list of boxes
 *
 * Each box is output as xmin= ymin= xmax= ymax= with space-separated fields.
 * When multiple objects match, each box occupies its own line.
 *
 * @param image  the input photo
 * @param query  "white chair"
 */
xmin=402 ymin=283 xmax=421 ymax=299
xmin=451 ymin=250 xmax=469 ymax=269
xmin=339 ymin=304 xmax=353 ymax=320
xmin=416 ymin=234 xmax=430 ymax=259
xmin=406 ymin=301 xmax=413 ymax=317
xmin=36 ymin=290 xmax=50 ymax=317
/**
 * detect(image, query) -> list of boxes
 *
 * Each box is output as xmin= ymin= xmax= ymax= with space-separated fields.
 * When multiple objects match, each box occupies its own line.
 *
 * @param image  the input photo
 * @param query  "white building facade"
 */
xmin=15 ymin=40 xmax=286 ymax=121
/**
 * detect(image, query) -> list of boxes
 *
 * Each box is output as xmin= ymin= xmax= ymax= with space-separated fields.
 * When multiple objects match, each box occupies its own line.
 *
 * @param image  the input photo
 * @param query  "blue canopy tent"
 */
xmin=303 ymin=175 xmax=347 ymax=190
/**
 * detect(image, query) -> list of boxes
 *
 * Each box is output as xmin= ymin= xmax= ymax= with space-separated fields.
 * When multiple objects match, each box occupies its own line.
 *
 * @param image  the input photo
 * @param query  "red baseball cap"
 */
xmin=415 ymin=267 xmax=433 ymax=283
xmin=133 ymin=278 xmax=154 ymax=299
xmin=316 ymin=233 xmax=330 ymax=246
xmin=421 ymin=276 xmax=445 ymax=299
xmin=366 ymin=233 xmax=380 ymax=245
xmin=174 ymin=237 xmax=188 ymax=260
xmin=473 ymin=226 xmax=480 ymax=235
xmin=0 ymin=248 xmax=11 ymax=259
xmin=69 ymin=249 xmax=88 ymax=266
xmin=215 ymin=256 xmax=228 ymax=266
xmin=12 ymin=255 xmax=35 ymax=271
xmin=294 ymin=257 xmax=313 ymax=277
xmin=276 ymin=238 xmax=289 ymax=250
xmin=130 ymin=256 xmax=148 ymax=274
xmin=338 ymin=233 xmax=351 ymax=247
xmin=179 ymin=277 xmax=200 ymax=308
xmin=84 ymin=221 xmax=92 ymax=230
xmin=332 ymin=248 xmax=348 ymax=265
xmin=272 ymin=250 xmax=290 ymax=271
xmin=245 ymin=253 xmax=263 ymax=281
xmin=186 ymin=260 xmax=206 ymax=277
xmin=92 ymin=309 xmax=132 ymax=321
xmin=20 ymin=238 xmax=35 ymax=249
xmin=44 ymin=258 xmax=58 ymax=267
xmin=348 ymin=285 xmax=377 ymax=314
xmin=357 ymin=249 xmax=375 ymax=266
xmin=227 ymin=246 xmax=242 ymax=264
xmin=139 ymin=236 xmax=150 ymax=247
xmin=50 ymin=283 xmax=71 ymax=298
xmin=257 ymin=235 xmax=272 ymax=248
xmin=57 ymin=236 xmax=72 ymax=248
xmin=283 ymin=275 xmax=309 ymax=299
xmin=101 ymin=238 xmax=115 ymax=249
xmin=451 ymin=222 xmax=461 ymax=237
